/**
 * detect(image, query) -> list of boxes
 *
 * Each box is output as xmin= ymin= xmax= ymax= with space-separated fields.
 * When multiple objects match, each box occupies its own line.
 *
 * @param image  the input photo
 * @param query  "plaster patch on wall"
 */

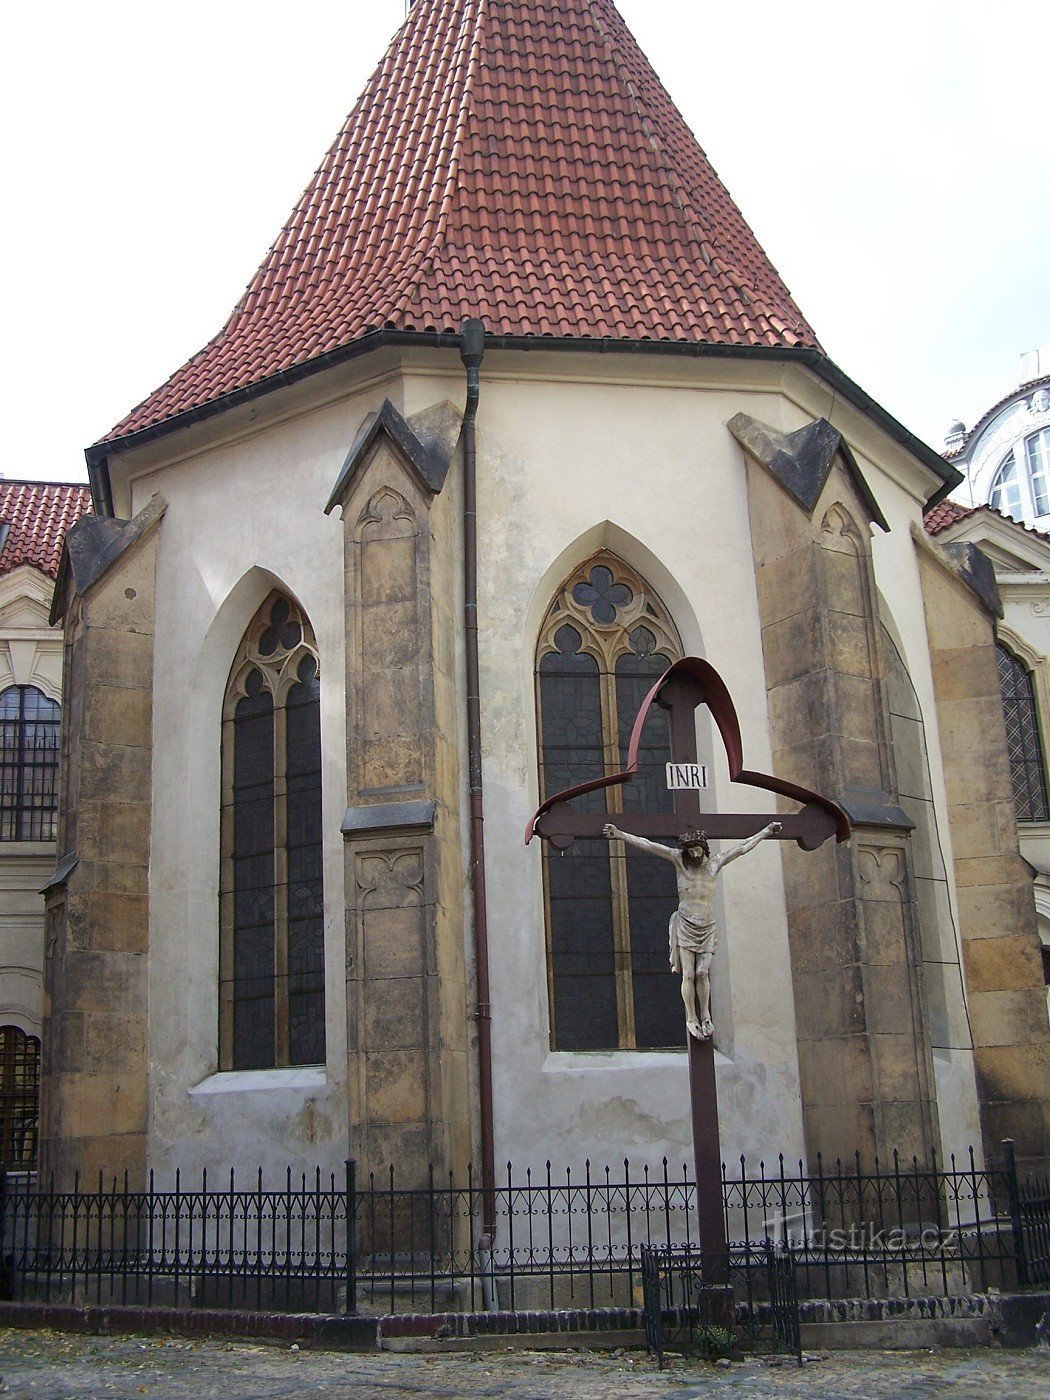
xmin=290 ymin=1098 xmax=334 ymax=1148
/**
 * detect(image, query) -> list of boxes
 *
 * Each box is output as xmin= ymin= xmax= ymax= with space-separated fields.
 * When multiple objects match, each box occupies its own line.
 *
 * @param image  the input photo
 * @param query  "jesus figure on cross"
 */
xmin=602 ymin=821 xmax=782 ymax=1041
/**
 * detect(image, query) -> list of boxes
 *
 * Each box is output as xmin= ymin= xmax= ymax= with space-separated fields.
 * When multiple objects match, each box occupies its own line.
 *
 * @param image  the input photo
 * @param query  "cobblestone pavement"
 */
xmin=0 ymin=1331 xmax=1048 ymax=1399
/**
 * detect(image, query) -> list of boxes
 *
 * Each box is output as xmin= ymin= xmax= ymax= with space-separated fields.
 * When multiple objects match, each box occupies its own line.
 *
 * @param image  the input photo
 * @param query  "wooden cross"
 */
xmin=527 ymin=658 xmax=849 ymax=1283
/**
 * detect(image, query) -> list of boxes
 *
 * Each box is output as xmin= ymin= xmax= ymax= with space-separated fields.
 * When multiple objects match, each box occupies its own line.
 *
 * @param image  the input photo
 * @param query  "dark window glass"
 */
xmin=0 ymin=1026 xmax=40 ymax=1169
xmin=617 ymin=646 xmax=680 ymax=1048
xmin=539 ymin=629 xmax=617 ymax=1049
xmin=222 ymin=596 xmax=326 ymax=1071
xmin=0 ymin=686 xmax=61 ymax=842
xmin=232 ymin=672 xmax=276 ymax=1070
xmin=996 ymin=643 xmax=1050 ymax=822
xmin=286 ymin=656 xmax=326 ymax=1067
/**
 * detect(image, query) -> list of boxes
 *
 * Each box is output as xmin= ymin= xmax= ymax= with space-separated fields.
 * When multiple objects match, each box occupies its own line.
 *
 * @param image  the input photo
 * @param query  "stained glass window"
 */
xmin=0 ymin=1026 xmax=40 ymax=1169
xmin=0 ymin=686 xmax=61 ymax=842
xmin=221 ymin=595 xmax=326 ymax=1069
xmin=536 ymin=557 xmax=682 ymax=1050
xmin=996 ymin=642 xmax=1049 ymax=822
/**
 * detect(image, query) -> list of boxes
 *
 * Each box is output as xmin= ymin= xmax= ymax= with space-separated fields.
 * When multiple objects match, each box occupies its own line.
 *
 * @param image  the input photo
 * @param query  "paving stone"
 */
xmin=0 ymin=1329 xmax=1048 ymax=1399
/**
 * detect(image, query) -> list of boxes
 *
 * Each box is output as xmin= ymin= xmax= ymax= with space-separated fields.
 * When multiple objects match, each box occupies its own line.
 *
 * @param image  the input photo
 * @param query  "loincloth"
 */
xmin=669 ymin=911 xmax=717 ymax=973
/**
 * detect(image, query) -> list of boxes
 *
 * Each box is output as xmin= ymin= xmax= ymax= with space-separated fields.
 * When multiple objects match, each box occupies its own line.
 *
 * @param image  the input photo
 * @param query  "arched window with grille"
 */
xmin=996 ymin=641 xmax=1050 ymax=821
xmin=220 ymin=593 xmax=326 ymax=1070
xmin=0 ymin=685 xmax=61 ymax=841
xmin=0 ymin=1026 xmax=40 ymax=1169
xmin=536 ymin=554 xmax=684 ymax=1050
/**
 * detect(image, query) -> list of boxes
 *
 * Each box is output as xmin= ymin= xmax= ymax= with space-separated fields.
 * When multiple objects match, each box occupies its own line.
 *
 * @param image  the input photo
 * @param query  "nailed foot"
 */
xmin=687 ymin=1018 xmax=705 ymax=1040
xmin=699 ymin=1018 xmax=714 ymax=1040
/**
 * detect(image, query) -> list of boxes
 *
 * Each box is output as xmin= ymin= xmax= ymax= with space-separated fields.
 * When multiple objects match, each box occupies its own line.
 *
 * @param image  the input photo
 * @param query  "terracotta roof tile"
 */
xmin=923 ymin=497 xmax=1050 ymax=546
xmin=0 ymin=481 xmax=93 ymax=581
xmin=104 ymin=0 xmax=819 ymax=443
xmin=923 ymin=499 xmax=976 ymax=535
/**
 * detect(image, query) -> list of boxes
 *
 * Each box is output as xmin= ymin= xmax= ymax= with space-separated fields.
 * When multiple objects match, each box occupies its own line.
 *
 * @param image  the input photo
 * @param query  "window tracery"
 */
xmin=536 ymin=554 xmax=683 ymax=1050
xmin=220 ymin=593 xmax=325 ymax=1070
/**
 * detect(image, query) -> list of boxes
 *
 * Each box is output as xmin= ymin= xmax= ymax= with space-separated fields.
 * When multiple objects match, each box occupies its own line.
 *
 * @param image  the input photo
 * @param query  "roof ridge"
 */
xmin=393 ymin=0 xmax=489 ymax=327
xmin=0 ymin=478 xmax=91 ymax=490
xmin=429 ymin=0 xmax=488 ymax=258
xmin=584 ymin=0 xmax=810 ymax=341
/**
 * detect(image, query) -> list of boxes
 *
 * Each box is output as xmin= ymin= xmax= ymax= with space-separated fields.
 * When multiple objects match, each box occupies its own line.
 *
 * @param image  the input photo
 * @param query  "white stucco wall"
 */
xmin=413 ymin=358 xmax=807 ymax=1174
xmin=129 ymin=381 xmax=366 ymax=1180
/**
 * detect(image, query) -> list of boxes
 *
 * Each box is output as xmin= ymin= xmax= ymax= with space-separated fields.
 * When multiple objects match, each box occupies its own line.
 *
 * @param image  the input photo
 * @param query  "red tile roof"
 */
xmin=104 ymin=0 xmax=820 ymax=444
xmin=0 ymin=481 xmax=93 ymax=581
xmin=923 ymin=499 xmax=977 ymax=535
xmin=923 ymin=497 xmax=1050 ymax=545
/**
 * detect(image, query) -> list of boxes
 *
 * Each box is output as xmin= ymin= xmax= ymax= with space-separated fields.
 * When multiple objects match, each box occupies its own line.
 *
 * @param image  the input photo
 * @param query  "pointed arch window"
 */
xmin=221 ymin=594 xmax=326 ymax=1070
xmin=996 ymin=641 xmax=1049 ymax=822
xmin=536 ymin=555 xmax=684 ymax=1050
xmin=0 ymin=685 xmax=61 ymax=841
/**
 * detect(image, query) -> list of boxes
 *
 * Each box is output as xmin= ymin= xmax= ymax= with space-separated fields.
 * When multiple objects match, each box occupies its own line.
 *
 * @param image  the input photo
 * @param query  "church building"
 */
xmin=42 ymin=0 xmax=1050 ymax=1193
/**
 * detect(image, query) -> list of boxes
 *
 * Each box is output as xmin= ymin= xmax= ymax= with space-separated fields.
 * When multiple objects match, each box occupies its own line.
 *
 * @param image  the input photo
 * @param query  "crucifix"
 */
xmin=526 ymin=657 xmax=849 ymax=1283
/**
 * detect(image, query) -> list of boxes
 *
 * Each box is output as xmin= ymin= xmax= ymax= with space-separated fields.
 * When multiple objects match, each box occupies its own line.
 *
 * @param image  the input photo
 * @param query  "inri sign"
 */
xmin=665 ymin=762 xmax=708 ymax=791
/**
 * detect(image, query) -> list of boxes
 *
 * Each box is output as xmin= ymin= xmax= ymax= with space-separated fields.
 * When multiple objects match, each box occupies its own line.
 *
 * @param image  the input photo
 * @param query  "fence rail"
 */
xmin=0 ymin=1143 xmax=1042 ymax=1315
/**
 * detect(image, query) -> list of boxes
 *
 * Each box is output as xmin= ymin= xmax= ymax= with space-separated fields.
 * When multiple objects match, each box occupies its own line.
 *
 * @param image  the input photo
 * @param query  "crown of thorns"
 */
xmin=677 ymin=829 xmax=709 ymax=851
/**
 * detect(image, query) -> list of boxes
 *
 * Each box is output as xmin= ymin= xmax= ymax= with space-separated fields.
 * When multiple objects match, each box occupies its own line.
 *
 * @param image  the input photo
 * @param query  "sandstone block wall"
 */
xmin=41 ymin=507 xmax=161 ymax=1187
xmin=916 ymin=534 xmax=1050 ymax=1172
xmin=336 ymin=419 xmax=470 ymax=1188
xmin=745 ymin=452 xmax=939 ymax=1168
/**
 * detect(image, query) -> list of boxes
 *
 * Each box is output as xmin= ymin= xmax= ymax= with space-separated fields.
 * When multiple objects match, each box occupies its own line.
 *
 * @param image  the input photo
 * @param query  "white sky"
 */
xmin=3 ymin=0 xmax=1048 ymax=484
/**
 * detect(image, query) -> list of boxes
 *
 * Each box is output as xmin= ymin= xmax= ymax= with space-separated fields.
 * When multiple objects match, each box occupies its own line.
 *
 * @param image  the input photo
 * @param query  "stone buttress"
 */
xmin=733 ymin=415 xmax=941 ymax=1168
xmin=915 ymin=530 xmax=1050 ymax=1173
xmin=326 ymin=400 xmax=472 ymax=1188
xmin=40 ymin=496 xmax=165 ymax=1187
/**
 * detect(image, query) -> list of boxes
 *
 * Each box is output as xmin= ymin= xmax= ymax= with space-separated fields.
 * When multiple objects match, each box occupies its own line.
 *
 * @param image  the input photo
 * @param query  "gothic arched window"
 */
xmin=0 ymin=685 xmax=61 ymax=841
xmin=996 ymin=641 xmax=1050 ymax=822
xmin=536 ymin=555 xmax=683 ymax=1050
xmin=220 ymin=593 xmax=326 ymax=1070
xmin=0 ymin=1026 xmax=40 ymax=1169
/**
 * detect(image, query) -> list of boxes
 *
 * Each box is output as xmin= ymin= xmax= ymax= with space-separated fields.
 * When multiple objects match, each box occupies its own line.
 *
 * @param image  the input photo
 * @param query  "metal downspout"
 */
xmin=460 ymin=319 xmax=497 ymax=1242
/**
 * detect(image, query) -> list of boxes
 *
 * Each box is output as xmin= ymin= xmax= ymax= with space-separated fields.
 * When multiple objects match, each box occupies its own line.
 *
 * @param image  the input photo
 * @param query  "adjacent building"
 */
xmin=0 ymin=480 xmax=91 ymax=1172
xmin=929 ymin=367 xmax=1050 ymax=1010
xmin=945 ymin=345 xmax=1050 ymax=531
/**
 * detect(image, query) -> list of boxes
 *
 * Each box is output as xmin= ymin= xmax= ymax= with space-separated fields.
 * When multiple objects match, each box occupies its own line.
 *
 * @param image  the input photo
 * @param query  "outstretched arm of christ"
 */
xmin=601 ymin=824 xmax=679 ymax=862
xmin=711 ymin=821 xmax=782 ymax=872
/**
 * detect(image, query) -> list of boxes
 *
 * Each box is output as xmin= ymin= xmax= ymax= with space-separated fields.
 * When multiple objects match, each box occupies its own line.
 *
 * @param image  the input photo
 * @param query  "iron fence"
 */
xmin=641 ymin=1243 xmax=801 ymax=1366
xmin=1010 ymin=1154 xmax=1050 ymax=1288
xmin=0 ymin=1143 xmax=1042 ymax=1316
xmin=0 ymin=1164 xmax=355 ymax=1314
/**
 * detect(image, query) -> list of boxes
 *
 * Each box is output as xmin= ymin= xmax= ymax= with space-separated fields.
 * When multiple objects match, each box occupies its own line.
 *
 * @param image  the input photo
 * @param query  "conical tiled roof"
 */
xmin=104 ymin=0 xmax=820 ymax=443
